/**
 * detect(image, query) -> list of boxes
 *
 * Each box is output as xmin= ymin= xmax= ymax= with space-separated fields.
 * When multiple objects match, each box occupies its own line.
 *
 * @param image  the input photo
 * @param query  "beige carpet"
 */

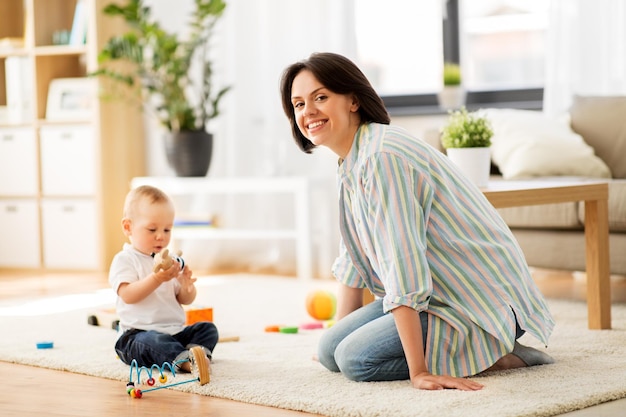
xmin=1 ymin=274 xmax=626 ymax=417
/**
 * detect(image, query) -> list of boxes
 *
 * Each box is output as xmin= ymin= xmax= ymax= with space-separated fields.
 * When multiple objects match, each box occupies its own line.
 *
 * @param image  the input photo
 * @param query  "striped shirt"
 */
xmin=332 ymin=123 xmax=555 ymax=377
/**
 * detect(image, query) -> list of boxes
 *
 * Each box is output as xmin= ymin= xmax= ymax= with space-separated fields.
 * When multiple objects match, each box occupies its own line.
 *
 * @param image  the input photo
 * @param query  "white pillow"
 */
xmin=478 ymin=108 xmax=612 ymax=179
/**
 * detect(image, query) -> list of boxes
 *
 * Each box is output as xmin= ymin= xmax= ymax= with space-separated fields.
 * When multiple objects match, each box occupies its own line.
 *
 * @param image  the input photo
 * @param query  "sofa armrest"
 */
xmin=570 ymin=95 xmax=626 ymax=179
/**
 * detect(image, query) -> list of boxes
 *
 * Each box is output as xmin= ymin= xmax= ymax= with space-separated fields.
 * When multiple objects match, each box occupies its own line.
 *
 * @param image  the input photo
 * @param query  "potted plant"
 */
xmin=440 ymin=107 xmax=493 ymax=187
xmin=437 ymin=62 xmax=466 ymax=110
xmin=93 ymin=0 xmax=230 ymax=177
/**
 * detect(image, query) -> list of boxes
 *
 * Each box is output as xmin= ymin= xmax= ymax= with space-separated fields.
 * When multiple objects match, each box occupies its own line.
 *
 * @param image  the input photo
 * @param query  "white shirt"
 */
xmin=109 ymin=243 xmax=185 ymax=335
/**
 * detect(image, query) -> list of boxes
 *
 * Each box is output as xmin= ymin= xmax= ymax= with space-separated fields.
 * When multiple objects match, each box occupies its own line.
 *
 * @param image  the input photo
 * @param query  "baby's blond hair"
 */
xmin=123 ymin=185 xmax=172 ymax=220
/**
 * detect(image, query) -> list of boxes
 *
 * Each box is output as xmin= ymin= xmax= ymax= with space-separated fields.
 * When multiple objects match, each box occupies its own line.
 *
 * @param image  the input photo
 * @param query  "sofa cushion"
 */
xmin=497 ymin=202 xmax=582 ymax=230
xmin=569 ymin=95 xmax=626 ymax=179
xmin=480 ymin=108 xmax=612 ymax=180
xmin=577 ymin=179 xmax=626 ymax=232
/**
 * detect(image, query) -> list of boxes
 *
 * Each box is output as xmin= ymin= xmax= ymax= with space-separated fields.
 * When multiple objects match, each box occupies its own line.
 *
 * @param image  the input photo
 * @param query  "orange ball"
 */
xmin=306 ymin=290 xmax=336 ymax=320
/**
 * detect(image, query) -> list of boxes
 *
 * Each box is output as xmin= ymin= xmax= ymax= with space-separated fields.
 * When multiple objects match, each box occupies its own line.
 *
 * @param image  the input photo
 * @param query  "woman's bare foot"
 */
xmin=484 ymin=353 xmax=526 ymax=372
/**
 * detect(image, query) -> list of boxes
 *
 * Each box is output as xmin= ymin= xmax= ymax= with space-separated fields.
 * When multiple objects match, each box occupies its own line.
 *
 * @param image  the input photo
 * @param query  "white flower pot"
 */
xmin=437 ymin=86 xmax=466 ymax=110
xmin=446 ymin=147 xmax=491 ymax=188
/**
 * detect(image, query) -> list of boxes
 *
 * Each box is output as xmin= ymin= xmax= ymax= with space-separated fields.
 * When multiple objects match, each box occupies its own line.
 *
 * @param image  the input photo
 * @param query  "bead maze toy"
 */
xmin=125 ymin=345 xmax=210 ymax=399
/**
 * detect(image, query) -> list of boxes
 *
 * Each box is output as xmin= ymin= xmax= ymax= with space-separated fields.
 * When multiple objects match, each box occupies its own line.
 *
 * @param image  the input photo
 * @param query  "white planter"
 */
xmin=437 ymin=86 xmax=466 ymax=110
xmin=446 ymin=147 xmax=491 ymax=188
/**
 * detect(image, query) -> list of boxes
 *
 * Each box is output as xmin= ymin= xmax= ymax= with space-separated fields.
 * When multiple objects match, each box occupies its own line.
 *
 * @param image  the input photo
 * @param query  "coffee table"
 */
xmin=482 ymin=179 xmax=611 ymax=330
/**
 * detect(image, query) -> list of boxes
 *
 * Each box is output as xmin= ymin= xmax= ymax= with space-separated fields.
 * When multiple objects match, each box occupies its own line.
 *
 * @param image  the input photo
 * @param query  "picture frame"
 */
xmin=46 ymin=77 xmax=96 ymax=121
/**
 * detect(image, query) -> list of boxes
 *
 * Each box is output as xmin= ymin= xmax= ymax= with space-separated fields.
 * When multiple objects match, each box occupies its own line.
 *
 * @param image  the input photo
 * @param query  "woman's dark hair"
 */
xmin=280 ymin=52 xmax=390 ymax=153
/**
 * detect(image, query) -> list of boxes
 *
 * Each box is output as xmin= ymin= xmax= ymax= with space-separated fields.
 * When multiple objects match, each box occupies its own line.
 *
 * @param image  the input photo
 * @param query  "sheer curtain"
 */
xmin=138 ymin=1 xmax=355 ymax=273
xmin=215 ymin=0 xmax=356 ymax=178
xmin=543 ymin=0 xmax=626 ymax=116
xmin=179 ymin=0 xmax=353 ymax=273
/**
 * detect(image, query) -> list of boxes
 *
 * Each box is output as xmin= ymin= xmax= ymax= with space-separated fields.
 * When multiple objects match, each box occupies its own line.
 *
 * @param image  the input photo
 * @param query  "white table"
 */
xmin=131 ymin=177 xmax=315 ymax=280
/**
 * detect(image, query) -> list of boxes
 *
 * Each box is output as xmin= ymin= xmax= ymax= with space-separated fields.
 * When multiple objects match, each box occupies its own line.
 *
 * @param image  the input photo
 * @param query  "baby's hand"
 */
xmin=153 ymin=262 xmax=181 ymax=284
xmin=177 ymin=265 xmax=196 ymax=292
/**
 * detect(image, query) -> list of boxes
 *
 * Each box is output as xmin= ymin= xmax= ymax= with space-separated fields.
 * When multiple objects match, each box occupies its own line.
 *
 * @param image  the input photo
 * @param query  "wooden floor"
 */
xmin=1 ymin=268 xmax=625 ymax=417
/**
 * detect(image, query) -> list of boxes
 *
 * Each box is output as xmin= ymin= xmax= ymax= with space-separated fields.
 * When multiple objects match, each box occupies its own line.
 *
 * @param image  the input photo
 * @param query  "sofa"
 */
xmin=488 ymin=96 xmax=626 ymax=275
xmin=426 ymin=95 xmax=626 ymax=276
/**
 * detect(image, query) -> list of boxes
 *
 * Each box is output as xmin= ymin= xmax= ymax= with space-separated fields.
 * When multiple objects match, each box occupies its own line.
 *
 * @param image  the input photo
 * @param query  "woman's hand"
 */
xmin=411 ymin=371 xmax=484 ymax=391
xmin=392 ymin=306 xmax=484 ymax=391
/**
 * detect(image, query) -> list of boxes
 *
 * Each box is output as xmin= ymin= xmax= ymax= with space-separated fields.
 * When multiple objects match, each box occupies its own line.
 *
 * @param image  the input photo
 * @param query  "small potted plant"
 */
xmin=440 ymin=107 xmax=493 ymax=187
xmin=437 ymin=62 xmax=466 ymax=110
xmin=93 ymin=0 xmax=230 ymax=177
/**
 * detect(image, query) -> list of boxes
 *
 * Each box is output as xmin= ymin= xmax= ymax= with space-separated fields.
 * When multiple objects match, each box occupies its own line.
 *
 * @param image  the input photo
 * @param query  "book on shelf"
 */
xmin=0 ymin=37 xmax=24 ymax=51
xmin=69 ymin=0 xmax=87 ymax=45
xmin=174 ymin=219 xmax=214 ymax=227
xmin=5 ymin=56 xmax=33 ymax=123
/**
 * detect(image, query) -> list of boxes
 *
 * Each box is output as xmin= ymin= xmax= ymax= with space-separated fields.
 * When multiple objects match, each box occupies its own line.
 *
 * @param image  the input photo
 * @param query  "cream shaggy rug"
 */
xmin=1 ymin=274 xmax=626 ymax=417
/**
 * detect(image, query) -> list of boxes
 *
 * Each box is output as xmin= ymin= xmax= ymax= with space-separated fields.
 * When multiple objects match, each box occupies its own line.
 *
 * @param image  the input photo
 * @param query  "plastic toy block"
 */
xmin=184 ymin=306 xmax=213 ymax=324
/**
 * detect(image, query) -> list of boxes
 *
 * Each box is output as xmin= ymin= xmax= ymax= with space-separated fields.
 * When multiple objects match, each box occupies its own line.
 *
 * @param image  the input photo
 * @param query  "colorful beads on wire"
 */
xmin=124 ymin=358 xmax=197 ymax=399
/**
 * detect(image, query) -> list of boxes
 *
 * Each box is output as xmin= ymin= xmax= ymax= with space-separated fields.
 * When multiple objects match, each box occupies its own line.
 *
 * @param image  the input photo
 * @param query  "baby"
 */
xmin=109 ymin=185 xmax=218 ymax=372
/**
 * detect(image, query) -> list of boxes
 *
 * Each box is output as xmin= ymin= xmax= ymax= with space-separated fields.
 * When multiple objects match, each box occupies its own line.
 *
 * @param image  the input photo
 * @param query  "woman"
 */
xmin=280 ymin=52 xmax=555 ymax=391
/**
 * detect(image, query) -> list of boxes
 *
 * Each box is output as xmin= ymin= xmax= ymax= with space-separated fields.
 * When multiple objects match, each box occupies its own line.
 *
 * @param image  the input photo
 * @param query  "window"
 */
xmin=353 ymin=0 xmax=549 ymax=114
xmin=354 ymin=0 xmax=443 ymax=96
xmin=460 ymin=0 xmax=549 ymax=91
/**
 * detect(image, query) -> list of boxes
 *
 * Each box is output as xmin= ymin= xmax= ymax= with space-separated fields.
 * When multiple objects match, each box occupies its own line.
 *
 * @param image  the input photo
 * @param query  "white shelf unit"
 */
xmin=130 ymin=176 xmax=316 ymax=280
xmin=0 ymin=0 xmax=145 ymax=271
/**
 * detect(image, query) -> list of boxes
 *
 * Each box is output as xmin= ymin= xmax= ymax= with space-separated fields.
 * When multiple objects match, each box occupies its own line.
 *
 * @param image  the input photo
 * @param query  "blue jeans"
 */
xmin=318 ymin=299 xmax=428 ymax=382
xmin=318 ymin=299 xmax=526 ymax=382
xmin=115 ymin=322 xmax=219 ymax=368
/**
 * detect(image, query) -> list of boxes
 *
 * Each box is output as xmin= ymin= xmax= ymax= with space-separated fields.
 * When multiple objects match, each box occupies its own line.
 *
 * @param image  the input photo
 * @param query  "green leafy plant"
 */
xmin=443 ymin=62 xmax=462 ymax=86
xmin=441 ymin=107 xmax=493 ymax=148
xmin=92 ymin=0 xmax=230 ymax=132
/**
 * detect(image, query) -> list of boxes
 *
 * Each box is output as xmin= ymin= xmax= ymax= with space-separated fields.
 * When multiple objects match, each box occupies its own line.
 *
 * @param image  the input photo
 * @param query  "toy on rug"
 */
xmin=262 ymin=290 xmax=338 ymax=334
xmin=153 ymin=248 xmax=185 ymax=272
xmin=264 ymin=325 xmax=299 ymax=333
xmin=87 ymin=306 xmax=241 ymax=343
xmin=88 ymin=305 xmax=213 ymax=331
xmin=306 ymin=290 xmax=336 ymax=321
xmin=125 ymin=345 xmax=210 ymax=399
xmin=299 ymin=322 xmax=324 ymax=330
xmin=36 ymin=341 xmax=54 ymax=349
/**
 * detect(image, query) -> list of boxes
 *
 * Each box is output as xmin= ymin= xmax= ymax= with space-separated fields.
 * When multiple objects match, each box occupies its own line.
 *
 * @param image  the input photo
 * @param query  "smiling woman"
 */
xmin=279 ymin=52 xmax=555 ymax=392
